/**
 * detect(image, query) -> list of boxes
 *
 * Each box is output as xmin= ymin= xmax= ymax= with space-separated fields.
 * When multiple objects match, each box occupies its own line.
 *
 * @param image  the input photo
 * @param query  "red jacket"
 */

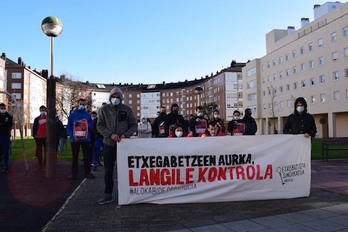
xmin=199 ymin=131 xmax=225 ymax=137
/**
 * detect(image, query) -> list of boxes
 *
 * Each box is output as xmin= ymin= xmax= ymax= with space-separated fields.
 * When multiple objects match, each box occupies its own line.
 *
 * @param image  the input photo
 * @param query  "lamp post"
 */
xmin=41 ymin=16 xmax=63 ymax=178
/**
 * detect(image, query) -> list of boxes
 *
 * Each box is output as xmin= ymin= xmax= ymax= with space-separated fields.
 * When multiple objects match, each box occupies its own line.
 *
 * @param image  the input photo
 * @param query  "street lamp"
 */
xmin=41 ymin=16 xmax=63 ymax=178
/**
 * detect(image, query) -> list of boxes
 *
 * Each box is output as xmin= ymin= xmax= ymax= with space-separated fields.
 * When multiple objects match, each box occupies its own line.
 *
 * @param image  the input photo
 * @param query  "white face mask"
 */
xmin=0 ymin=109 xmax=6 ymax=114
xmin=234 ymin=116 xmax=240 ymax=120
xmin=214 ymin=114 xmax=220 ymax=119
xmin=111 ymin=98 xmax=121 ymax=105
xmin=78 ymin=105 xmax=85 ymax=110
xmin=175 ymin=131 xmax=183 ymax=137
xmin=296 ymin=106 xmax=304 ymax=113
xmin=40 ymin=111 xmax=47 ymax=116
xmin=197 ymin=112 xmax=203 ymax=117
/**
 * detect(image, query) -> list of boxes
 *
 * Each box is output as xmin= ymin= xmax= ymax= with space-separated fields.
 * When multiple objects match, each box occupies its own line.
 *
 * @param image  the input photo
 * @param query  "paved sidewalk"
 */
xmin=43 ymin=159 xmax=348 ymax=232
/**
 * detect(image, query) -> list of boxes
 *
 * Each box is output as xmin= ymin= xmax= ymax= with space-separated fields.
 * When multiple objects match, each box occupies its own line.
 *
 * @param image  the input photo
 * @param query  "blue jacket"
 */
xmin=67 ymin=109 xmax=93 ymax=143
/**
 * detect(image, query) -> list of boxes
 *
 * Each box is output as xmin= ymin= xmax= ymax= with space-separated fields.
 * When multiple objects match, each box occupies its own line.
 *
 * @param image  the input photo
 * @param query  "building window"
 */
xmin=129 ymin=93 xmax=132 ymax=98
xmin=262 ymin=78 xmax=266 ymax=83
xmin=286 ymin=69 xmax=290 ymax=77
xmin=344 ymin=48 xmax=348 ymax=57
xmin=12 ymin=93 xmax=21 ymax=99
xmin=320 ymin=75 xmax=325 ymax=84
xmin=332 ymin=51 xmax=338 ymax=61
xmin=12 ymin=73 xmax=21 ymax=79
xmin=331 ymin=32 xmax=337 ymax=42
xmin=267 ymin=62 xmax=270 ymax=68
xmin=319 ymin=57 xmax=324 ymax=66
xmin=333 ymin=71 xmax=339 ymax=81
xmin=273 ymin=59 xmax=276 ymax=66
xmin=287 ymin=100 xmax=291 ymax=108
xmin=292 ymin=50 xmax=297 ymax=58
xmin=310 ymin=96 xmax=315 ymax=104
xmin=300 ymin=47 xmax=305 ymax=55
xmin=128 ymin=100 xmax=132 ymax=104
xmin=344 ymin=27 xmax=348 ymax=36
xmin=310 ymin=77 xmax=315 ymax=86
xmin=263 ymin=91 xmax=266 ymax=97
xmin=293 ymin=66 xmax=297 ymax=74
xmin=11 ymin=83 xmax=21 ymax=89
xmin=334 ymin=91 xmax=340 ymax=101
xmin=301 ymin=80 xmax=306 ymax=88
xmin=345 ymin=68 xmax=348 ymax=78
xmin=320 ymin=94 xmax=325 ymax=103
xmin=308 ymin=43 xmax=313 ymax=52
xmin=309 ymin=60 xmax=314 ymax=69
xmin=286 ymin=84 xmax=290 ymax=91
xmin=137 ymin=94 xmax=140 ymax=98
xmin=285 ymin=54 xmax=289 ymax=61
xmin=280 ymin=86 xmax=283 ymax=93
xmin=293 ymin=82 xmax=298 ymax=90
xmin=279 ymin=71 xmax=283 ymax=79
xmin=279 ymin=56 xmax=283 ymax=64
xmin=301 ymin=63 xmax=305 ymax=71
xmin=273 ymin=74 xmax=277 ymax=81
xmin=318 ymin=38 xmax=323 ymax=47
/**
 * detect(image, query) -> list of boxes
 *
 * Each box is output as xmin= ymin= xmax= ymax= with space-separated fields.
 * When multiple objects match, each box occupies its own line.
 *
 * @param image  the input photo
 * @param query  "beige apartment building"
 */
xmin=243 ymin=1 xmax=348 ymax=138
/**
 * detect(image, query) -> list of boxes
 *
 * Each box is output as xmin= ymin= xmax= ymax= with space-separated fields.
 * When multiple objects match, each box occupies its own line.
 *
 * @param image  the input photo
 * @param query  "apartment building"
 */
xmin=0 ymin=56 xmax=5 ymax=103
xmin=243 ymin=1 xmax=348 ymax=137
xmin=1 ymin=53 xmax=47 ymax=136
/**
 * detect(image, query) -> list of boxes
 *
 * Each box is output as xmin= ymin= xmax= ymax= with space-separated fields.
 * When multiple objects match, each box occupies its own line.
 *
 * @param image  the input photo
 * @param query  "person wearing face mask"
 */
xmin=212 ymin=109 xmax=225 ymax=134
xmin=283 ymin=97 xmax=317 ymax=138
xmin=168 ymin=123 xmax=186 ymax=138
xmin=241 ymin=108 xmax=257 ymax=135
xmin=32 ymin=105 xmax=48 ymax=172
xmin=137 ymin=116 xmax=152 ymax=138
xmin=97 ymin=87 xmax=137 ymax=205
xmin=200 ymin=120 xmax=226 ymax=137
xmin=67 ymin=98 xmax=95 ymax=180
xmin=189 ymin=106 xmax=208 ymax=137
xmin=0 ymin=103 xmax=13 ymax=174
xmin=163 ymin=103 xmax=187 ymax=137
xmin=90 ymin=111 xmax=104 ymax=171
xmin=227 ymin=110 xmax=245 ymax=136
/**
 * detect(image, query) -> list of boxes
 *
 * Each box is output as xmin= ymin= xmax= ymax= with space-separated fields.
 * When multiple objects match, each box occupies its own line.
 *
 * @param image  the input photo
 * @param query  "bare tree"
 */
xmin=267 ymin=82 xmax=278 ymax=134
xmin=56 ymin=74 xmax=90 ymax=122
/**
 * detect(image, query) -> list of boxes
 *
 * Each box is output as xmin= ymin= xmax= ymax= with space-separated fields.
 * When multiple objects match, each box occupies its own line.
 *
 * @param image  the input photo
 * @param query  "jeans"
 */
xmin=71 ymin=141 xmax=92 ymax=176
xmin=35 ymin=138 xmax=46 ymax=169
xmin=103 ymin=144 xmax=117 ymax=194
xmin=0 ymin=136 xmax=10 ymax=169
xmin=92 ymin=138 xmax=104 ymax=167
xmin=59 ymin=137 xmax=68 ymax=152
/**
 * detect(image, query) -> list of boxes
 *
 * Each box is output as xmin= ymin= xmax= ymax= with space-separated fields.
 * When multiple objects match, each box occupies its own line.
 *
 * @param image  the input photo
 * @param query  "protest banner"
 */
xmin=117 ymin=135 xmax=311 ymax=205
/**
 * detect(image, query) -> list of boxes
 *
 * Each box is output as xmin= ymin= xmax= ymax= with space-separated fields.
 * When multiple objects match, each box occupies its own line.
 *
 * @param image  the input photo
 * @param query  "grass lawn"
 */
xmin=9 ymin=138 xmax=73 ymax=162
xmin=8 ymin=138 xmax=348 ymax=162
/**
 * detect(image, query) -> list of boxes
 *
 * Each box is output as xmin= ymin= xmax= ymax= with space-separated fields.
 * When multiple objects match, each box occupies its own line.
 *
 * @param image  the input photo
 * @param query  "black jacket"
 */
xmin=189 ymin=116 xmax=208 ymax=137
xmin=241 ymin=116 xmax=257 ymax=135
xmin=152 ymin=113 xmax=166 ymax=137
xmin=283 ymin=112 xmax=317 ymax=138
xmin=0 ymin=112 xmax=13 ymax=136
xmin=227 ymin=119 xmax=242 ymax=135
xmin=164 ymin=112 xmax=186 ymax=137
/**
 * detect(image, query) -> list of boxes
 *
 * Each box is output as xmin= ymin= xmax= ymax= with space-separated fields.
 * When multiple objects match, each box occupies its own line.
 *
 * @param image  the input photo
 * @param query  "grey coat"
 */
xmin=97 ymin=87 xmax=137 ymax=147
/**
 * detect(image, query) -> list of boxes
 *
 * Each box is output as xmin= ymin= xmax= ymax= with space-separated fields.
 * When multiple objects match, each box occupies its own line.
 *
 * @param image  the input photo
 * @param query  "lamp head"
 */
xmin=41 ymin=16 xmax=63 ymax=37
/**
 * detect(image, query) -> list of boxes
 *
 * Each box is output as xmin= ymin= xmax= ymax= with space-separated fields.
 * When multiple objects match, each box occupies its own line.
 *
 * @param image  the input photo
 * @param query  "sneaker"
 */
xmin=85 ymin=173 xmax=95 ymax=179
xmin=97 ymin=194 xmax=114 ymax=205
xmin=68 ymin=174 xmax=77 ymax=180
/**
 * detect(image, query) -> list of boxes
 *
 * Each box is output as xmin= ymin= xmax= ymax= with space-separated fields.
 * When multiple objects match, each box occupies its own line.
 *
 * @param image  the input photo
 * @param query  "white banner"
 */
xmin=117 ymin=135 xmax=311 ymax=205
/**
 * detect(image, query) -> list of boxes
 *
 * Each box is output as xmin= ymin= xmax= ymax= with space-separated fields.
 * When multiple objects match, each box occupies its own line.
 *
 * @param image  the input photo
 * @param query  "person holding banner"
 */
xmin=67 ymin=99 xmax=95 ymax=180
xmin=152 ymin=106 xmax=166 ymax=137
xmin=283 ymin=97 xmax=317 ymax=138
xmin=97 ymin=87 xmax=137 ymax=205
xmin=227 ymin=110 xmax=245 ymax=136
xmin=168 ymin=123 xmax=186 ymax=138
xmin=164 ymin=103 xmax=186 ymax=137
xmin=200 ymin=120 xmax=226 ymax=137
xmin=189 ymin=106 xmax=208 ymax=137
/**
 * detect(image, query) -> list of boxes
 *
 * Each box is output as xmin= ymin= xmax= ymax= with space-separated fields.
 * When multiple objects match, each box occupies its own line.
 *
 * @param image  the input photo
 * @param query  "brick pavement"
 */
xmin=42 ymin=159 xmax=348 ymax=232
